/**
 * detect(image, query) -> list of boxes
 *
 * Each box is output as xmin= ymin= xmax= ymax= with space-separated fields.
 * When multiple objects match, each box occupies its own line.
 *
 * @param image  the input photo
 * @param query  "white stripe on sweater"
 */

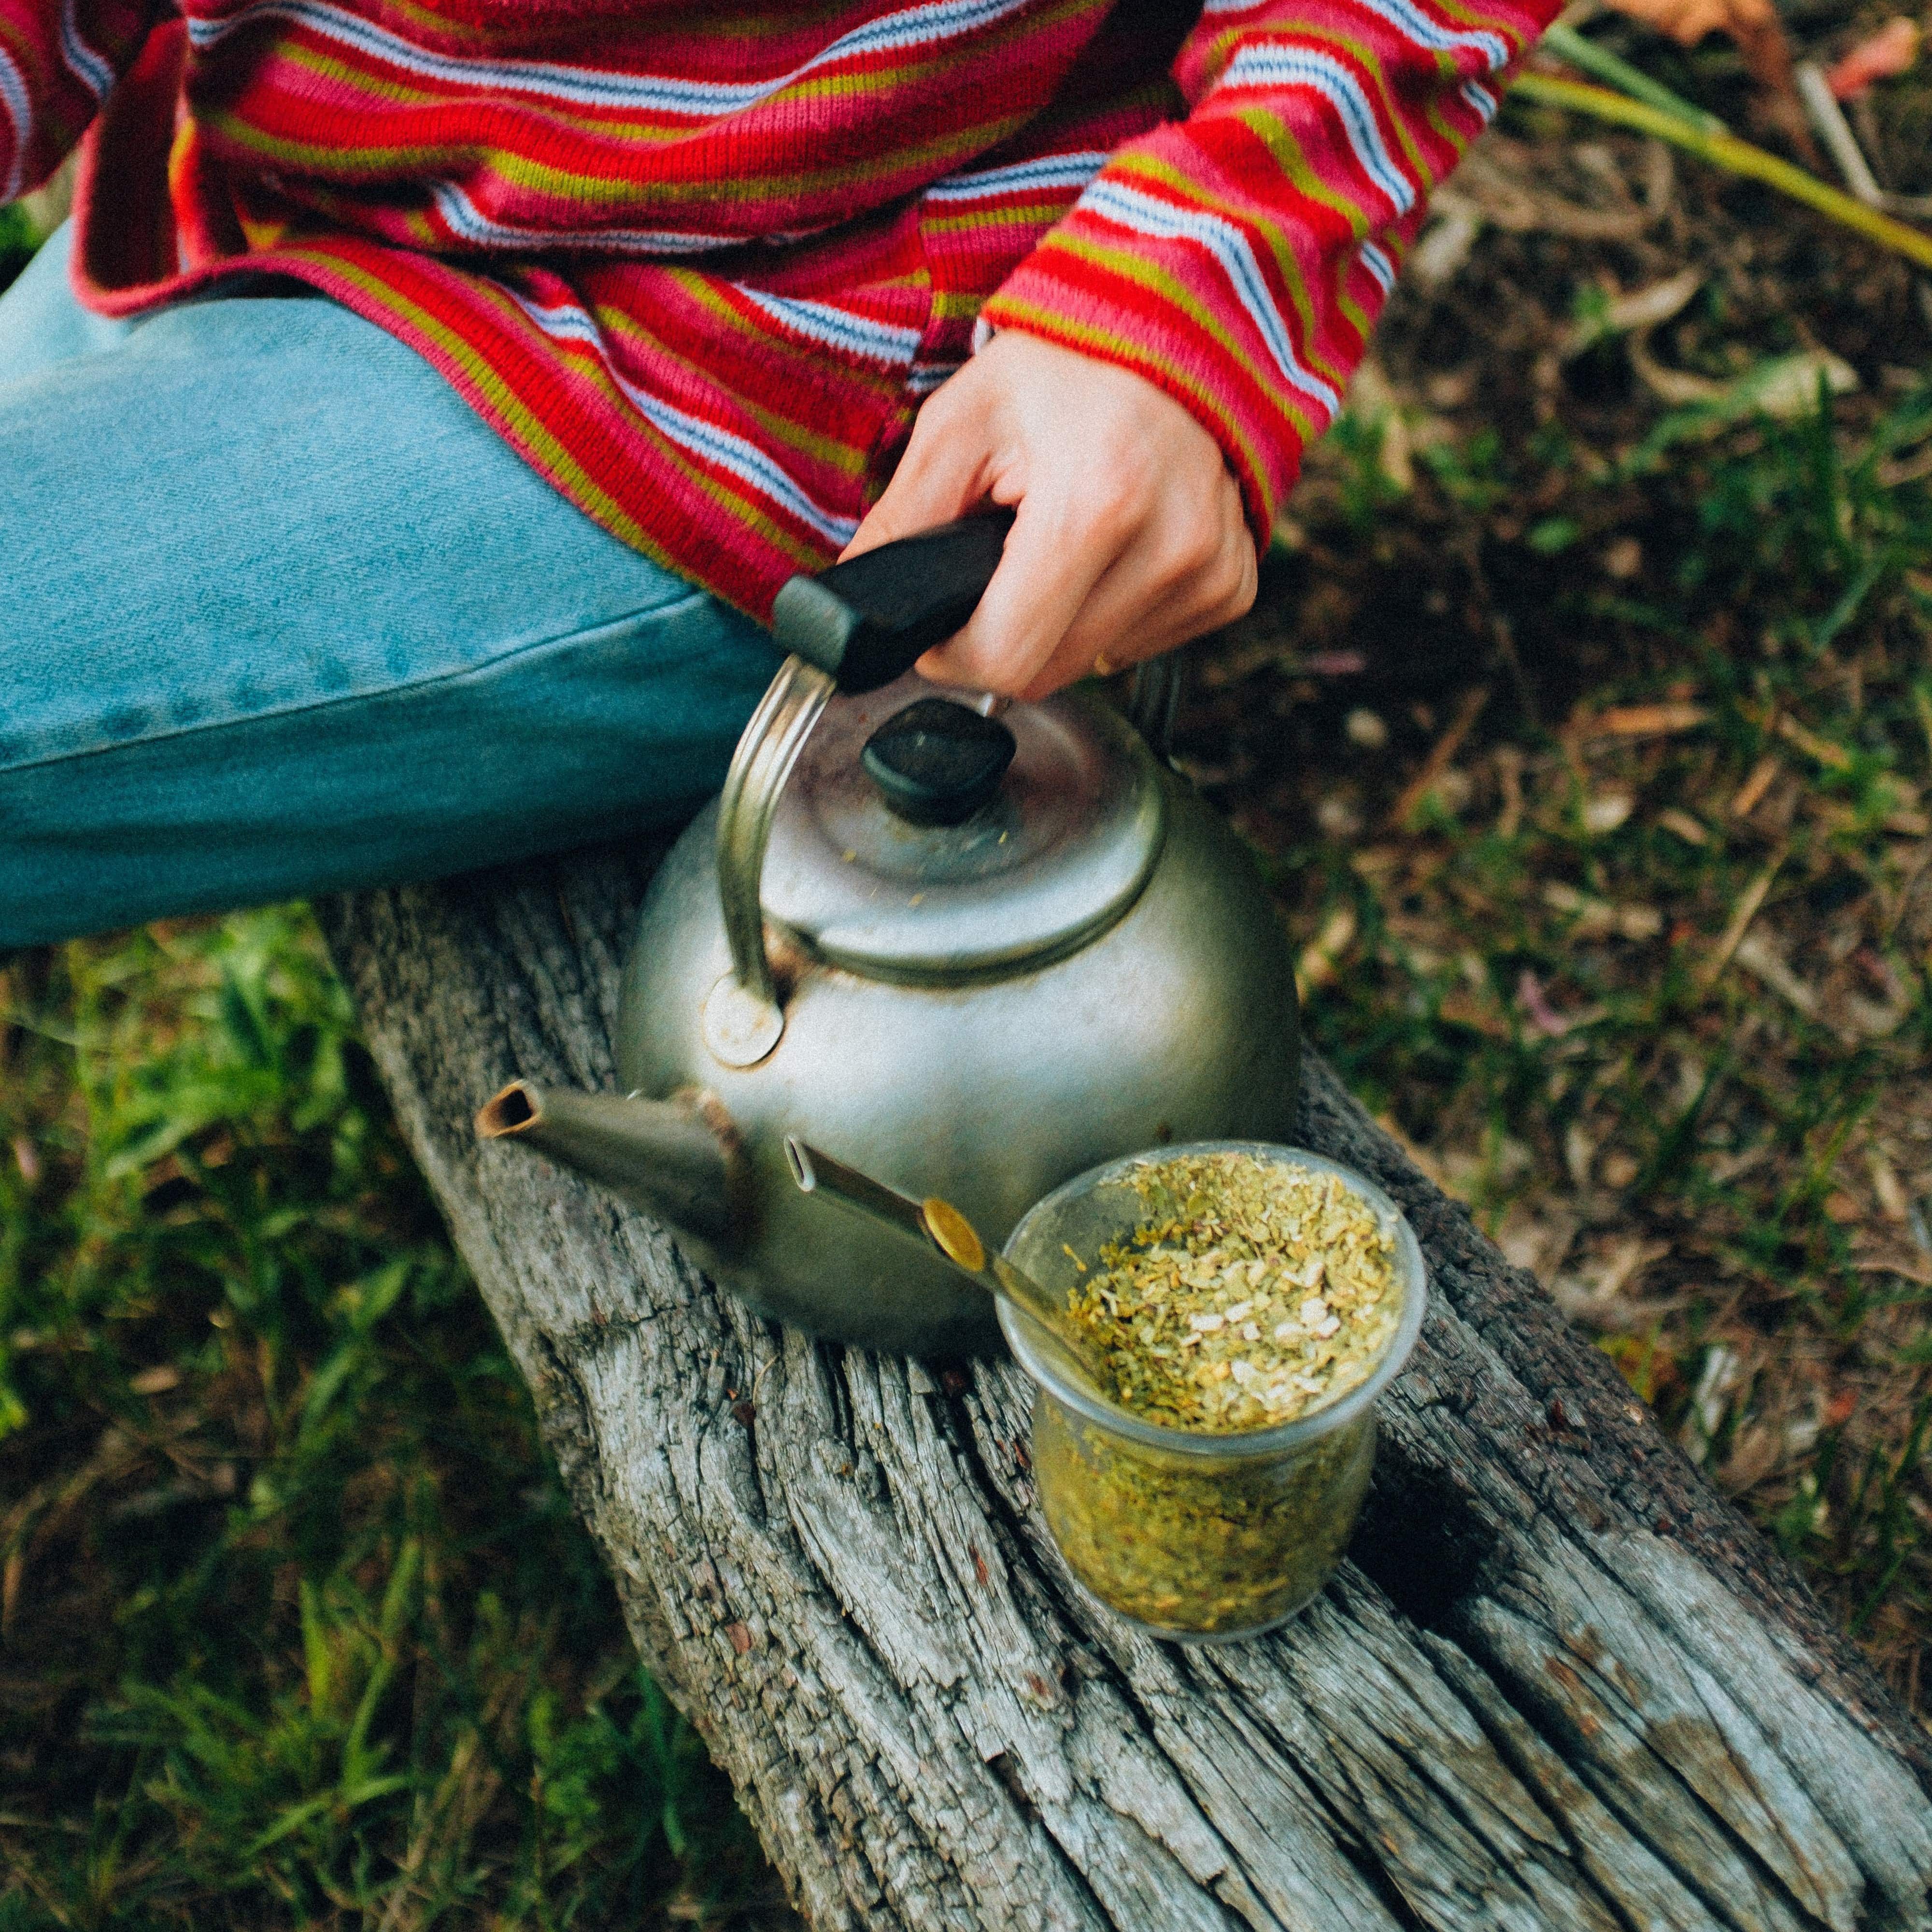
xmin=431 ymin=179 xmax=744 ymax=254
xmin=60 ymin=0 xmax=116 ymax=99
xmin=1206 ymin=0 xmax=1510 ymax=67
xmin=189 ymin=0 xmax=767 ymax=109
xmin=1076 ymin=177 xmax=1341 ymax=415
xmin=733 ymin=287 xmax=923 ymax=367
xmin=1360 ymin=0 xmax=1510 ymax=71
xmin=1221 ymin=43 xmax=1416 ymax=216
xmin=506 ymin=285 xmax=860 ymax=544
xmin=0 ymin=43 xmax=31 ymax=200
xmin=924 ymin=150 xmax=1110 ymax=202
xmin=189 ymin=0 xmax=1036 ymax=119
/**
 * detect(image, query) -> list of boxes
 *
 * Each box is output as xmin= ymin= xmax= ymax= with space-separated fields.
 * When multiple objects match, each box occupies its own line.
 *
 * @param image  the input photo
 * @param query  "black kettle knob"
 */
xmin=861 ymin=698 xmax=1016 ymax=826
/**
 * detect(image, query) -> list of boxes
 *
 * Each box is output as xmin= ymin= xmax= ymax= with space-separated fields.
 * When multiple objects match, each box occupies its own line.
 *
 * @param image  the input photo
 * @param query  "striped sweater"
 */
xmin=0 ymin=0 xmax=1555 ymax=619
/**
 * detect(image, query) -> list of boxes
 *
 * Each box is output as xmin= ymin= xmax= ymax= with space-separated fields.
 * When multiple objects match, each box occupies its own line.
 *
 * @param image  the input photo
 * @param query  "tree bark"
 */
xmin=321 ymin=846 xmax=1932 ymax=1932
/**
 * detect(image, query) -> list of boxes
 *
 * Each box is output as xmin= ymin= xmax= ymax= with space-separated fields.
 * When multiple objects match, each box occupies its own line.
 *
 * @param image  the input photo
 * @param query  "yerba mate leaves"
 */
xmin=1066 ymin=1153 xmax=1403 ymax=1434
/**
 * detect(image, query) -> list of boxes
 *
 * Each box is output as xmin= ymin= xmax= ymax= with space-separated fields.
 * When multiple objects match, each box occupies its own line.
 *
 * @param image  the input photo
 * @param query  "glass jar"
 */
xmin=999 ymin=1143 xmax=1427 ymax=1643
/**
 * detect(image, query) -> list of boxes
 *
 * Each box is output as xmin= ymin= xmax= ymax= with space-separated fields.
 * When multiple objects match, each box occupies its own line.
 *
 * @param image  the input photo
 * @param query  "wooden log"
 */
xmin=320 ymin=846 xmax=1932 ymax=1932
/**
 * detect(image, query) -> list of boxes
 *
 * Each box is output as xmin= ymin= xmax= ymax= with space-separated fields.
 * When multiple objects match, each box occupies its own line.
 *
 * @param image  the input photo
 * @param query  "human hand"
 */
xmin=840 ymin=331 xmax=1258 ymax=699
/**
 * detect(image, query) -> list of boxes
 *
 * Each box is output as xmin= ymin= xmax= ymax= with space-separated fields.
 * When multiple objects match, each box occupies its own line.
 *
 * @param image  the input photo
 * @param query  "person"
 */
xmin=0 ymin=0 xmax=1554 ymax=947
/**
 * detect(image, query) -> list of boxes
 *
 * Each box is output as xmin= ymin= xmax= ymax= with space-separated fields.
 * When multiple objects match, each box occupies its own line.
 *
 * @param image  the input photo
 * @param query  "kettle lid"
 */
xmin=759 ymin=677 xmax=1166 ymax=980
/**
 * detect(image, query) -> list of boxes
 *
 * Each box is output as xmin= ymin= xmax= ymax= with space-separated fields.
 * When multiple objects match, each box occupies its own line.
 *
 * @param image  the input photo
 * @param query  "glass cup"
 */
xmin=999 ymin=1142 xmax=1427 ymax=1643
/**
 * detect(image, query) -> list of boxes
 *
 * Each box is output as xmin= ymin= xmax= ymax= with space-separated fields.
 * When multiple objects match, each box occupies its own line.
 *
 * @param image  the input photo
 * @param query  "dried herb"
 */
xmin=1065 ymin=1151 xmax=1403 ymax=1433
xmin=1021 ymin=1152 xmax=1411 ymax=1638
xmin=1034 ymin=1397 xmax=1377 ymax=1637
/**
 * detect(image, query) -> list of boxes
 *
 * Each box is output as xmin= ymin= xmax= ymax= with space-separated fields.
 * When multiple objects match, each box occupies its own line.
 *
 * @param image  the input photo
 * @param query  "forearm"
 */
xmin=980 ymin=0 xmax=1562 ymax=544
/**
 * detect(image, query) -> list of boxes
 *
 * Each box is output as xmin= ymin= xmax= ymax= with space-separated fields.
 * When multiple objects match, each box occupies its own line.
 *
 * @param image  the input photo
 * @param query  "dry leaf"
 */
xmin=1296 ymin=905 xmax=1358 ymax=997
xmin=1346 ymin=358 xmax=1415 ymax=491
xmin=1826 ymin=16 xmax=1919 ymax=99
xmin=1659 ymin=807 xmax=1710 ymax=844
xmin=1583 ymin=791 xmax=1635 ymax=833
xmin=1439 ymin=985 xmax=1512 ymax=1037
xmin=1630 ymin=343 xmax=1859 ymax=415
xmin=1733 ymin=930 xmax=1818 ymax=1015
xmin=1576 ymin=701 xmax=1711 ymax=739
xmin=1731 ymin=753 xmax=1781 ymax=817
xmin=1562 ymin=270 xmax=1704 ymax=357
xmin=1718 ymin=1421 xmax=1783 ymax=1493
xmin=1544 ymin=880 xmax=1665 ymax=940
xmin=1777 ymin=714 xmax=1854 ymax=769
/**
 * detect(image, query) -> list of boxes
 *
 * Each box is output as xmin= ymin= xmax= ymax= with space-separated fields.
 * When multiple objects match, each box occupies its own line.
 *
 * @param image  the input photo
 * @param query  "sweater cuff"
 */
xmin=979 ymin=227 xmax=1341 ymax=551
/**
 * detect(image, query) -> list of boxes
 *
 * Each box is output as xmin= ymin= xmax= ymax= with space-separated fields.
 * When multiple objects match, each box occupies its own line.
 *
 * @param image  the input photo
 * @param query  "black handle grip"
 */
xmin=769 ymin=508 xmax=1015 ymax=694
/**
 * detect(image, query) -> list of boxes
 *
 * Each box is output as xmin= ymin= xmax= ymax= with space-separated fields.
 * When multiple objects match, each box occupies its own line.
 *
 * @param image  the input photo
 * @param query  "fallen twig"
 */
xmin=1510 ymin=73 xmax=1932 ymax=271
xmin=1574 ymin=700 xmax=1712 ymax=738
xmin=1796 ymin=62 xmax=1885 ymax=208
xmin=1730 ymin=753 xmax=1781 ymax=817
xmin=1776 ymin=715 xmax=1855 ymax=771
xmin=1696 ymin=850 xmax=1786 ymax=993
xmin=1386 ymin=687 xmax=1490 ymax=827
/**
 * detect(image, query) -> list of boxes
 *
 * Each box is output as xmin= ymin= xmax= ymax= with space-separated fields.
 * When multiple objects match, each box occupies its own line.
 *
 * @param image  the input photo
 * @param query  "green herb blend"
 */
xmin=1028 ymin=1151 xmax=1407 ymax=1638
xmin=1065 ymin=1151 xmax=1403 ymax=1433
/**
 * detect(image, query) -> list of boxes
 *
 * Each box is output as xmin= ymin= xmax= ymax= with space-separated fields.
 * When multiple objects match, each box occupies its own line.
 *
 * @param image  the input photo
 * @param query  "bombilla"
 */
xmin=783 ymin=1138 xmax=1105 ymax=1379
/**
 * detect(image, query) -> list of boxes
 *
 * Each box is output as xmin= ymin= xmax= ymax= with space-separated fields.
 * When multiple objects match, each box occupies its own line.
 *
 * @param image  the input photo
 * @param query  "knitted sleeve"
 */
xmin=0 ymin=0 xmax=156 ymax=201
xmin=977 ymin=0 xmax=1560 ymax=544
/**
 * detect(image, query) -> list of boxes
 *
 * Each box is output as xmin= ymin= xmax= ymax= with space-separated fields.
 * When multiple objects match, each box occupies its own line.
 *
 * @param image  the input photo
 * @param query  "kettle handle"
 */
xmin=704 ymin=654 xmax=833 ymax=1069
xmin=772 ymin=510 xmax=1015 ymax=694
xmin=1125 ymin=655 xmax=1181 ymax=760
xmin=700 ymin=527 xmax=1181 ymax=1070
xmin=702 ymin=516 xmax=1017 ymax=1068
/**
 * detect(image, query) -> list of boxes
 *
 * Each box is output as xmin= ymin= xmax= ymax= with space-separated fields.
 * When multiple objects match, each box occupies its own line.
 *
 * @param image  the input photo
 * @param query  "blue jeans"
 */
xmin=0 ymin=226 xmax=781 ymax=946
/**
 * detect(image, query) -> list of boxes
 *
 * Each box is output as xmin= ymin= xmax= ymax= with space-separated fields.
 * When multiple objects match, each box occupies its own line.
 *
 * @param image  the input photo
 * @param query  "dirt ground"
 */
xmin=1181 ymin=19 xmax=1932 ymax=1706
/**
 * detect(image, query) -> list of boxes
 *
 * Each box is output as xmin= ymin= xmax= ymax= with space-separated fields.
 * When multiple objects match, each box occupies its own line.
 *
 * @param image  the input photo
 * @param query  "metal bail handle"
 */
xmin=1126 ymin=654 xmax=1182 ymax=760
xmin=704 ymin=654 xmax=834 ymax=1068
xmin=702 ymin=511 xmax=1183 ymax=1069
xmin=705 ymin=512 xmax=1017 ymax=1068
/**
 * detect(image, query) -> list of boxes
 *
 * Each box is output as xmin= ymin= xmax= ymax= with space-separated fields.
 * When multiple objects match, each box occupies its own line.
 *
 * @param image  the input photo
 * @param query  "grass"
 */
xmin=0 ymin=915 xmax=791 ymax=1928
xmin=0 ymin=207 xmax=35 ymax=293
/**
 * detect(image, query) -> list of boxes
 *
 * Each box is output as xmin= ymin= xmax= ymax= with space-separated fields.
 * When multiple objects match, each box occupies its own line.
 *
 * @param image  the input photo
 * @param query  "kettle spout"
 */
xmin=476 ymin=1081 xmax=748 ymax=1245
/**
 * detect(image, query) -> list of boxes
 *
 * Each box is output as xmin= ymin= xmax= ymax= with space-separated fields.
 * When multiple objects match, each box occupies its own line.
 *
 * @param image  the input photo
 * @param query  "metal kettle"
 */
xmin=477 ymin=513 xmax=1300 ymax=1357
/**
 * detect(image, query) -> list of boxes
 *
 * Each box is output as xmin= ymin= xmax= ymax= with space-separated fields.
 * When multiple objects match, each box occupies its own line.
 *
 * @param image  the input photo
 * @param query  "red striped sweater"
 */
xmin=1 ymin=0 xmax=1555 ymax=618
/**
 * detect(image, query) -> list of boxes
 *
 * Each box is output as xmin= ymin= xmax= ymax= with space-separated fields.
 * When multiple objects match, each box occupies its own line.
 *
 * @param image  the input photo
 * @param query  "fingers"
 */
xmin=1018 ymin=560 xmax=1242 ymax=699
xmin=842 ymin=331 xmax=1260 ymax=696
xmin=1019 ymin=470 xmax=1255 ymax=696
xmin=840 ymin=381 xmax=994 ymax=561
xmin=918 ymin=494 xmax=1122 ymax=693
xmin=924 ymin=462 xmax=1255 ymax=698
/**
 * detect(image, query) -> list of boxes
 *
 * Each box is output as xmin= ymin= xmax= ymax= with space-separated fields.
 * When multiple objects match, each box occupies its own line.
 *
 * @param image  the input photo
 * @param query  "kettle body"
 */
xmin=617 ymin=730 xmax=1299 ymax=1355
xmin=478 ymin=515 xmax=1300 ymax=1358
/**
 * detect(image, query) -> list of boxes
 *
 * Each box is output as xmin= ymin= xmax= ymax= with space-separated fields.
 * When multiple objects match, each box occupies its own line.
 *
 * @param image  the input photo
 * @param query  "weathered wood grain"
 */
xmin=321 ymin=844 xmax=1932 ymax=1932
